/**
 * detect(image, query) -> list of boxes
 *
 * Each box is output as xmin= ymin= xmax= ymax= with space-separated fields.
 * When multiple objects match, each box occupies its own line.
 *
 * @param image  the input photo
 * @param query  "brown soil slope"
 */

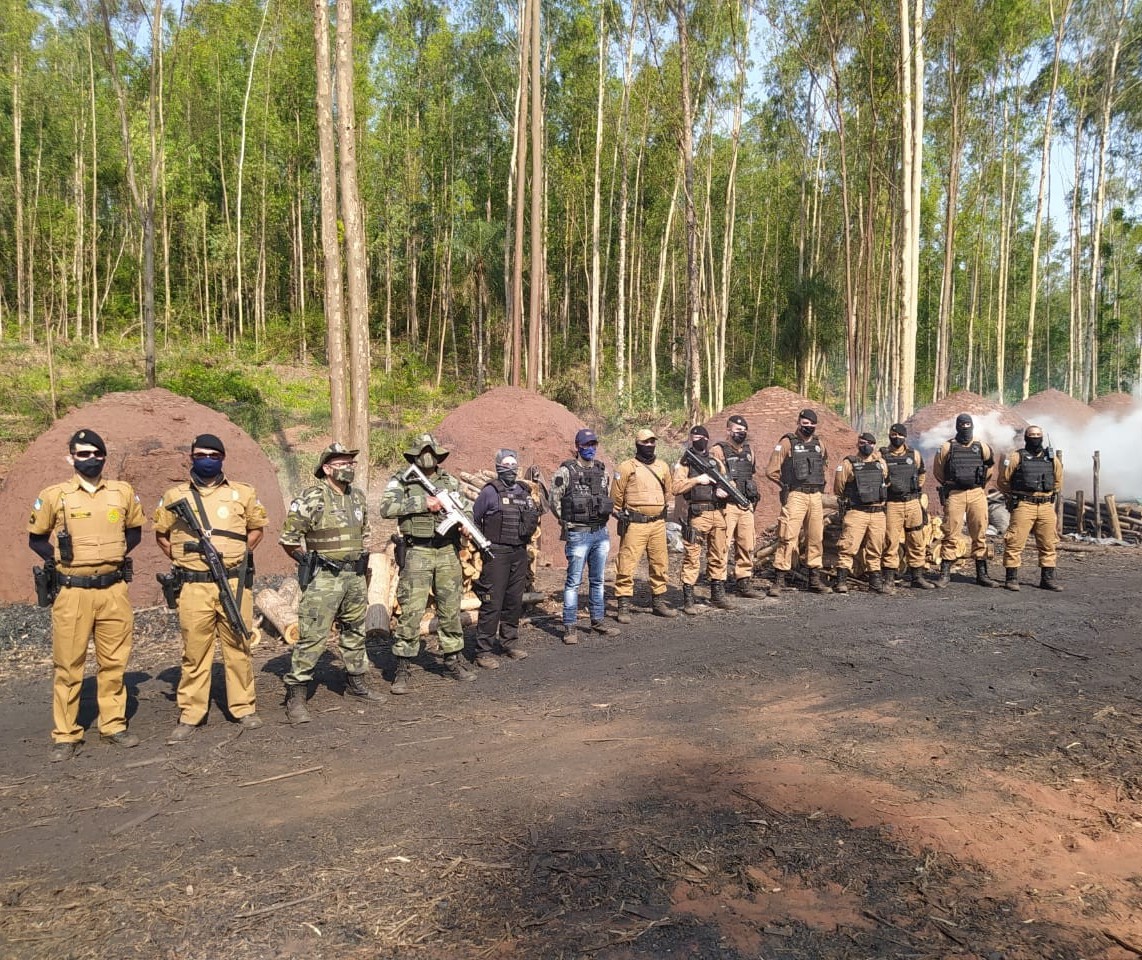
xmin=1014 ymin=388 xmax=1095 ymax=428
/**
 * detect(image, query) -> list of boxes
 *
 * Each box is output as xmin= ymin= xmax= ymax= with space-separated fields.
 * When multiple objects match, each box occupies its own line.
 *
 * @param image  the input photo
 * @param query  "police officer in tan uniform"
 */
xmin=28 ymin=429 xmax=145 ymax=761
xmin=672 ymin=425 xmax=732 ymax=613
xmin=879 ymin=424 xmax=934 ymax=591
xmin=713 ymin=415 xmax=763 ymax=598
xmin=612 ymin=428 xmax=677 ymax=622
xmin=997 ymin=425 xmax=1063 ymax=592
xmin=766 ymin=409 xmax=831 ymax=595
xmin=154 ymin=434 xmax=268 ymax=743
xmin=932 ymin=413 xmax=997 ymax=588
xmin=833 ymin=433 xmax=889 ymax=594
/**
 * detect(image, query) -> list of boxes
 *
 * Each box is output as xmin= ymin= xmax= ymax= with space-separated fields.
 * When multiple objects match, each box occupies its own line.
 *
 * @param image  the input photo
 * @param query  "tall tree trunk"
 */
xmin=508 ymin=0 xmax=529 ymax=387
xmin=587 ymin=3 xmax=606 ymax=400
xmin=673 ymin=0 xmax=701 ymax=425
xmin=650 ymin=163 xmax=681 ymax=413
xmin=896 ymin=0 xmax=923 ymax=421
xmin=313 ymin=0 xmax=348 ymax=440
xmin=13 ymin=52 xmax=25 ymax=339
xmin=235 ymin=0 xmax=270 ymax=341
xmin=934 ymin=34 xmax=962 ymax=402
xmin=525 ymin=0 xmax=543 ymax=390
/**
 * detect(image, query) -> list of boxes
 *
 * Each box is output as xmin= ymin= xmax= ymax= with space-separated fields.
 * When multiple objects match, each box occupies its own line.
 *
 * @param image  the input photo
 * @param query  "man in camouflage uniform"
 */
xmin=379 ymin=434 xmax=476 ymax=694
xmin=155 ymin=434 xmax=267 ymax=743
xmin=28 ymin=429 xmax=145 ymax=761
xmin=280 ymin=443 xmax=382 ymax=724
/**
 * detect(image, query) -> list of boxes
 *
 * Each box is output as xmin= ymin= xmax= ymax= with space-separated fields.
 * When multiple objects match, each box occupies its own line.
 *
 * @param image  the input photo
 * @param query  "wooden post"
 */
xmin=1092 ymin=452 xmax=1100 ymax=536
xmin=1054 ymin=448 xmax=1063 ymax=535
xmin=1073 ymin=490 xmax=1085 ymax=536
xmin=1105 ymin=494 xmax=1123 ymax=540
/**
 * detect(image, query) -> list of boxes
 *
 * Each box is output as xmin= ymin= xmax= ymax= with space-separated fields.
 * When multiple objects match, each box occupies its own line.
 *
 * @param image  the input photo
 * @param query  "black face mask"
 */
xmin=1025 ymin=437 xmax=1044 ymax=454
xmin=75 ymin=457 xmax=105 ymax=478
xmin=858 ymin=443 xmax=874 ymax=457
xmin=496 ymin=467 xmax=518 ymax=486
xmin=956 ymin=427 xmax=973 ymax=443
xmin=889 ymin=435 xmax=905 ymax=449
xmin=690 ymin=438 xmax=708 ymax=453
xmin=798 ymin=425 xmax=816 ymax=438
xmin=635 ymin=443 xmax=657 ymax=464
xmin=729 ymin=431 xmax=747 ymax=445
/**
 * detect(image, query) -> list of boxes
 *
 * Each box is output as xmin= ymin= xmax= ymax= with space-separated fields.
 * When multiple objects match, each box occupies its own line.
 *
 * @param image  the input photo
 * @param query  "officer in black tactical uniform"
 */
xmin=472 ymin=449 xmax=541 ymax=667
xmin=713 ymin=415 xmax=764 ymax=598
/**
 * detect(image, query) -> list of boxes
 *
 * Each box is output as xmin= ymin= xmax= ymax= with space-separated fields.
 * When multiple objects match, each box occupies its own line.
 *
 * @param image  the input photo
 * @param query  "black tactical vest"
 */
xmin=684 ymin=447 xmax=718 ymax=506
xmin=1011 ymin=450 xmax=1054 ymax=494
xmin=715 ymin=440 xmax=757 ymax=498
xmin=780 ymin=434 xmax=826 ymax=490
xmin=880 ymin=446 xmax=921 ymax=500
xmin=844 ymin=457 xmax=887 ymax=506
xmin=481 ymin=479 xmax=541 ymax=546
xmin=559 ymin=460 xmax=614 ymax=527
xmin=944 ymin=440 xmax=986 ymax=489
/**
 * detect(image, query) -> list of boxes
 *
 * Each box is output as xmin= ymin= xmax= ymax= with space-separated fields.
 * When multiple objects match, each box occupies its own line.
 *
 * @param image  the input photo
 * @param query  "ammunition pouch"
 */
xmin=33 ymin=561 xmax=58 ymax=608
xmin=744 ymin=479 xmax=760 ymax=505
xmin=156 ymin=568 xmax=183 ymax=610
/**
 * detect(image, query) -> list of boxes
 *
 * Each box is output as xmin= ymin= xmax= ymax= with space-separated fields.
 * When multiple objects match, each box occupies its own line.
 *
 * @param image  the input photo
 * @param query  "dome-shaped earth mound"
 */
xmin=1014 ymin=388 xmax=1094 ymax=429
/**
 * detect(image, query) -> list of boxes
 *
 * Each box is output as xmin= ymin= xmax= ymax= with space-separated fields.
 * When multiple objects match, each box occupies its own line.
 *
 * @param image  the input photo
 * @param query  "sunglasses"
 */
xmin=192 ymin=452 xmax=223 ymax=461
xmin=72 ymin=450 xmax=104 ymax=460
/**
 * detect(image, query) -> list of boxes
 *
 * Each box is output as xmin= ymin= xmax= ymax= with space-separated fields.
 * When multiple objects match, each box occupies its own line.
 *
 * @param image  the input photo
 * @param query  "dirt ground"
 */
xmin=1 ymin=545 xmax=1141 ymax=960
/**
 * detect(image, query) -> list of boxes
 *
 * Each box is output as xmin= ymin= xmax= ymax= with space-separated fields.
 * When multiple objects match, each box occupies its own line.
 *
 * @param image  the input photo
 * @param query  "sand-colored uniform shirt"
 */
xmin=154 ymin=478 xmax=268 ymax=572
xmin=28 ymin=476 xmax=145 ymax=575
xmin=612 ymin=457 xmax=673 ymax=517
xmin=996 ymin=450 xmax=1063 ymax=495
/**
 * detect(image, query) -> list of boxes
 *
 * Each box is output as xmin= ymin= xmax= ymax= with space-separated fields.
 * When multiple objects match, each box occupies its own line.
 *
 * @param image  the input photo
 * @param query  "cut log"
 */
xmin=254 ymin=587 xmax=300 ymax=646
xmin=277 ymin=576 xmax=301 ymax=608
xmin=364 ymin=545 xmax=400 ymax=634
xmin=1104 ymin=495 xmax=1123 ymax=540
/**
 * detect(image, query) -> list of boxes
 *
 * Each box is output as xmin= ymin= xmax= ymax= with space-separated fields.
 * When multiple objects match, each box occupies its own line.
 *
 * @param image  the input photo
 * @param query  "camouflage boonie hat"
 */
xmin=403 ymin=433 xmax=450 ymax=463
xmin=314 ymin=441 xmax=360 ymax=478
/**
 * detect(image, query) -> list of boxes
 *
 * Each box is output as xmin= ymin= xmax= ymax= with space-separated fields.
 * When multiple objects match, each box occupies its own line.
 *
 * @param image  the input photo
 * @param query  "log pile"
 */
xmin=1063 ymin=494 xmax=1142 ymax=542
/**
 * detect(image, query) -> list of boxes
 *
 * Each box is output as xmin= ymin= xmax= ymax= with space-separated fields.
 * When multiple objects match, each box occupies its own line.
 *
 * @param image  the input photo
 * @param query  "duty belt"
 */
xmin=1012 ymin=493 xmax=1056 ymax=504
xmin=178 ymin=566 xmax=241 ymax=583
xmin=315 ymin=552 xmax=367 ymax=573
xmin=887 ymin=493 xmax=920 ymax=502
xmin=788 ymin=484 xmax=824 ymax=494
xmin=565 ymin=521 xmax=607 ymax=533
xmin=56 ymin=570 xmax=125 ymax=589
xmin=626 ymin=508 xmax=666 ymax=523
xmin=689 ymin=502 xmax=724 ymax=514
xmin=849 ymin=504 xmax=886 ymax=513
xmin=404 ymin=534 xmax=459 ymax=548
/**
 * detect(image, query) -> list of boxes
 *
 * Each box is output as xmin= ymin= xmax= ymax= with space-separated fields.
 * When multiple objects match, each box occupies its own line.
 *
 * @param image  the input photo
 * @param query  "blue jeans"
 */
xmin=563 ymin=526 xmax=610 ymax=626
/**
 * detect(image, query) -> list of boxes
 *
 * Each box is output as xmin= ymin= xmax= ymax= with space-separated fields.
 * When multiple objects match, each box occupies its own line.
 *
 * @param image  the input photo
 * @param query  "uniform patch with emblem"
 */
xmin=355 ymin=509 xmax=363 ymax=521
xmin=33 ymin=498 xmax=43 ymax=510
xmin=217 ymin=506 xmax=230 ymax=519
xmin=108 ymin=508 xmax=122 ymax=523
xmin=775 ymin=444 xmax=783 ymax=451
xmin=289 ymin=499 xmax=301 ymax=513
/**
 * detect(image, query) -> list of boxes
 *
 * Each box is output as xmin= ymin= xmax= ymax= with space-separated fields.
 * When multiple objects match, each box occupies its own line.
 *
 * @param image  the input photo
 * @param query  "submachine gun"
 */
xmin=399 ymin=463 xmax=495 ymax=560
xmin=162 ymin=498 xmax=252 ymax=646
xmin=680 ymin=446 xmax=751 ymax=510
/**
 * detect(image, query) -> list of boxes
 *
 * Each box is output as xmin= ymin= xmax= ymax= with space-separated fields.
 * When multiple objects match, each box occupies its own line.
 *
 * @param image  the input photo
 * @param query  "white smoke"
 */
xmin=1026 ymin=407 xmax=1142 ymax=502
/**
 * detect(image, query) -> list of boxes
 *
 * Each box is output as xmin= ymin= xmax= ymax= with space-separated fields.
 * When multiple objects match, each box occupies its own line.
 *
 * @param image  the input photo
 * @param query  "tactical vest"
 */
xmin=944 ymin=440 xmax=986 ymax=489
xmin=1011 ymin=450 xmax=1054 ymax=494
xmin=559 ymin=460 xmax=614 ymax=527
xmin=683 ymin=448 xmax=718 ymax=506
xmin=302 ymin=482 xmax=366 ymax=559
xmin=880 ymin=446 xmax=921 ymax=500
xmin=54 ymin=482 xmax=132 ymax=570
xmin=481 ymin=479 xmax=541 ymax=546
xmin=397 ymin=471 xmax=461 ymax=538
xmin=780 ymin=434 xmax=826 ymax=490
xmin=715 ymin=440 xmax=756 ymax=497
xmin=844 ymin=457 xmax=886 ymax=507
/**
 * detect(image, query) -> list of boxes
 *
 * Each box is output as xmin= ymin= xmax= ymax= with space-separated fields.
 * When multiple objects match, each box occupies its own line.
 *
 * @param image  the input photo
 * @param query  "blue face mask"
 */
xmin=578 ymin=445 xmax=597 ymax=461
xmin=192 ymin=457 xmax=224 ymax=480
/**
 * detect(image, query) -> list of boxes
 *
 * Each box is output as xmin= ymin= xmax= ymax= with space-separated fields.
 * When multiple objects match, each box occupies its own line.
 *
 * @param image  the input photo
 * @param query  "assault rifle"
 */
xmin=166 ymin=498 xmax=252 ymax=646
xmin=680 ymin=446 xmax=751 ymax=510
xmin=399 ymin=464 xmax=494 ymax=559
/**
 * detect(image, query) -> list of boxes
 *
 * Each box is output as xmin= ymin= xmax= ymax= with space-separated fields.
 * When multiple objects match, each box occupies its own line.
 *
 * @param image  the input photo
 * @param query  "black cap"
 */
xmin=69 ymin=429 xmax=106 ymax=456
xmin=858 ymin=432 xmax=877 ymax=444
xmin=889 ymin=423 xmax=907 ymax=436
xmin=192 ymin=433 xmax=226 ymax=456
xmin=956 ymin=413 xmax=973 ymax=428
xmin=727 ymin=414 xmax=748 ymax=429
xmin=690 ymin=425 xmax=710 ymax=438
xmin=798 ymin=409 xmax=818 ymax=424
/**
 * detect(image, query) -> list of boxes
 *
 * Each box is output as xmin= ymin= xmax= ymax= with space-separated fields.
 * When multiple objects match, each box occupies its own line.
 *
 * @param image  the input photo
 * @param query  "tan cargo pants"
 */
xmin=774 ymin=491 xmax=824 ymax=571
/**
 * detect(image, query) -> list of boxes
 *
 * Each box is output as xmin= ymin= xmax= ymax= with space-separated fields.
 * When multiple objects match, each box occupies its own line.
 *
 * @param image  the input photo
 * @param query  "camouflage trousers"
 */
xmin=285 ymin=568 xmax=368 ymax=685
xmin=392 ymin=544 xmax=464 ymax=659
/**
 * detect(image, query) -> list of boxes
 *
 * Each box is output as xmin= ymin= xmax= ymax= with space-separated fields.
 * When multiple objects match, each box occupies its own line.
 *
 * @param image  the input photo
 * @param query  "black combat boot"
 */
xmin=736 ymin=577 xmax=764 ymax=599
xmin=910 ymin=566 xmax=936 ymax=589
xmin=933 ymin=560 xmax=952 ymax=588
xmin=442 ymin=653 xmax=477 ymax=682
xmin=1040 ymin=567 xmax=1063 ymax=592
xmin=345 ymin=672 xmax=385 ymax=701
xmin=681 ymin=584 xmax=698 ymax=615
xmin=390 ymin=658 xmax=413 ymax=695
xmin=652 ymin=594 xmax=678 ymax=618
xmin=285 ymin=683 xmax=312 ymax=724
xmin=807 ymin=568 xmax=832 ymax=594
xmin=616 ymin=597 xmax=633 ymax=624
xmin=833 ymin=568 xmax=850 ymax=594
xmin=882 ymin=569 xmax=897 ymax=595
xmin=869 ymin=571 xmax=888 ymax=594
xmin=710 ymin=580 xmax=734 ymax=610
xmin=767 ymin=572 xmax=787 ymax=598
xmin=975 ymin=559 xmax=998 ymax=587
xmin=1004 ymin=568 xmax=1020 ymax=591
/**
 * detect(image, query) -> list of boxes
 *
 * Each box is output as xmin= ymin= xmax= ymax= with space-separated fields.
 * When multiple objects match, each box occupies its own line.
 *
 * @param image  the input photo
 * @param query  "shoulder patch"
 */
xmin=774 ymin=444 xmax=783 ymax=451
xmin=288 ymin=499 xmax=302 ymax=513
xmin=33 ymin=497 xmax=42 ymax=510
